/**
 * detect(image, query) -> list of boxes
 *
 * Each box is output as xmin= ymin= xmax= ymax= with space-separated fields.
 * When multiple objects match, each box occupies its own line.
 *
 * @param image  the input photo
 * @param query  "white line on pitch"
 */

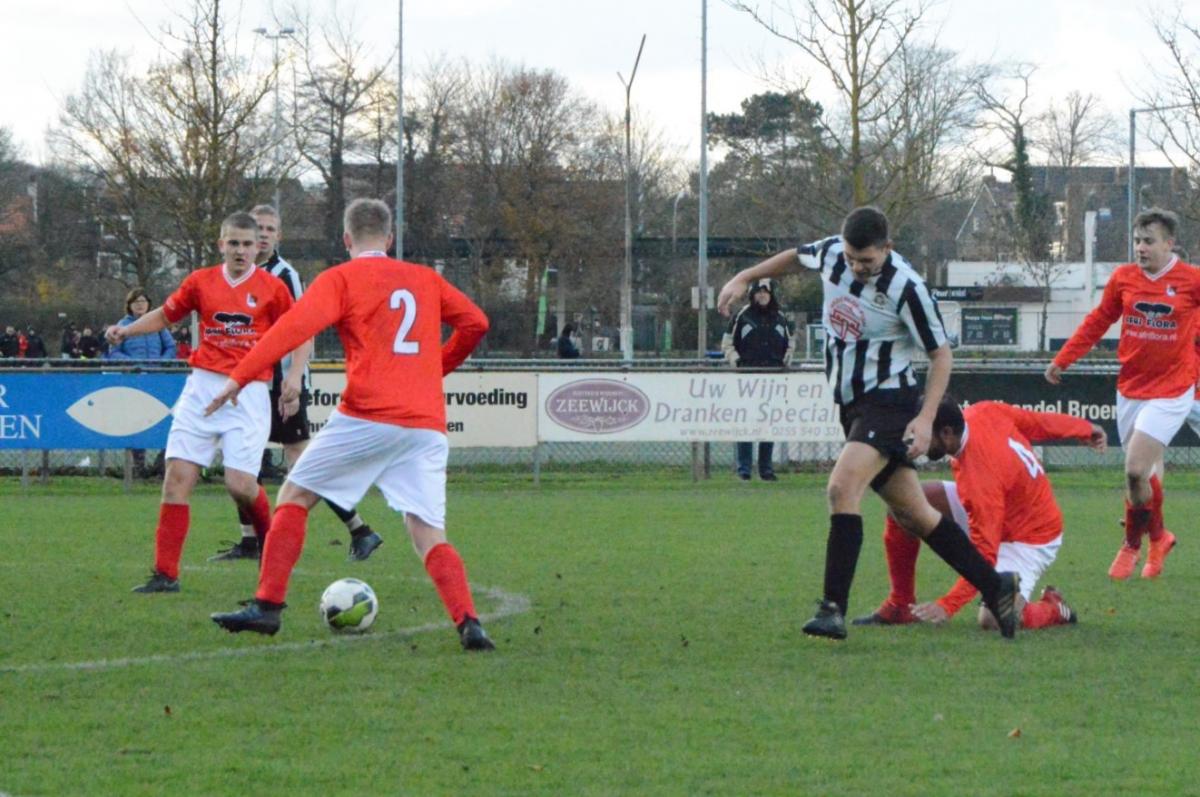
xmin=0 ymin=584 xmax=530 ymax=675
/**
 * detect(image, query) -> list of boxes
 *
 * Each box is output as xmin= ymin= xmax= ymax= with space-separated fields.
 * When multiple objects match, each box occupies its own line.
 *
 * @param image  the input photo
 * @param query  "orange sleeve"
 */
xmin=439 ymin=277 xmax=489 ymax=375
xmin=988 ymin=402 xmax=1094 ymax=443
xmin=1053 ymin=273 xmax=1123 ymax=369
xmin=228 ymin=271 xmax=343 ymax=386
xmin=936 ymin=468 xmax=1004 ymax=617
xmin=162 ymin=273 xmax=199 ymax=324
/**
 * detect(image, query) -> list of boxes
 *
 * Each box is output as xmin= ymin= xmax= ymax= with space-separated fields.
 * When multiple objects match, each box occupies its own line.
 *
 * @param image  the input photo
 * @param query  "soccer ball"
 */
xmin=319 ymin=578 xmax=379 ymax=633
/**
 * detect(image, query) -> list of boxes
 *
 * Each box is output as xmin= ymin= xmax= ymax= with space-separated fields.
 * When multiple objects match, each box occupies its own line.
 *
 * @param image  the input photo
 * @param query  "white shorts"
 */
xmin=943 ymin=481 xmax=1061 ymax=601
xmin=287 ymin=410 xmax=448 ymax=529
xmin=1186 ymin=396 xmax=1200 ymax=439
xmin=1116 ymin=388 xmax=1194 ymax=447
xmin=165 ymin=369 xmax=271 ymax=475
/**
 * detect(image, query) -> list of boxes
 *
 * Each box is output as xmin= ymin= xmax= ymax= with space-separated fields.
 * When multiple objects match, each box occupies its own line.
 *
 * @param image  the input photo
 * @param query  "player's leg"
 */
xmin=379 ymin=428 xmax=495 ymax=651
xmin=132 ymin=457 xmax=203 ymax=593
xmin=977 ymin=536 xmax=1074 ymax=630
xmin=876 ymin=468 xmax=1019 ymax=639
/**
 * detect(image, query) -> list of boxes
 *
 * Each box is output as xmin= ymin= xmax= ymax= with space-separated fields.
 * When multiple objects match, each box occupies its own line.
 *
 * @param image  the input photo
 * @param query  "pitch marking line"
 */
xmin=0 ymin=582 xmax=530 ymax=675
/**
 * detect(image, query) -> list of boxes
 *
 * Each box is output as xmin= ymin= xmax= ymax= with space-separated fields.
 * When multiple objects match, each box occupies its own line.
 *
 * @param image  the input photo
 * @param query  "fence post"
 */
xmin=691 ymin=442 xmax=701 ymax=482
xmin=123 ymin=449 xmax=134 ymax=493
xmin=532 ymin=442 xmax=542 ymax=486
xmin=40 ymin=449 xmax=49 ymax=485
xmin=20 ymin=449 xmax=29 ymax=489
xmin=703 ymin=442 xmax=711 ymax=479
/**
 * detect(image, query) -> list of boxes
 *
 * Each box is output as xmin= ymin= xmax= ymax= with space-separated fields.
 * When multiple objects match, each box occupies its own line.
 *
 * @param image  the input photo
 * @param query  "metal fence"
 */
xmin=3 ymin=357 xmax=1197 ymax=485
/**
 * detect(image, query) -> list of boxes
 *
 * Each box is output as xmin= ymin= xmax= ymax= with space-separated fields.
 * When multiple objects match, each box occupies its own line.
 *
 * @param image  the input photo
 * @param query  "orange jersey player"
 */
xmin=206 ymin=198 xmax=496 ymax=651
xmin=855 ymin=399 xmax=1107 ymax=631
xmin=1046 ymin=208 xmax=1198 ymax=580
xmin=105 ymin=211 xmax=307 ymax=595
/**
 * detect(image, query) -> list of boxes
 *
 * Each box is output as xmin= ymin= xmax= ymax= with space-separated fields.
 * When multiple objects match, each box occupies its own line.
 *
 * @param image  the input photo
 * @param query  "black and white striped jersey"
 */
xmin=797 ymin=236 xmax=946 ymax=405
xmin=263 ymin=252 xmax=310 ymax=392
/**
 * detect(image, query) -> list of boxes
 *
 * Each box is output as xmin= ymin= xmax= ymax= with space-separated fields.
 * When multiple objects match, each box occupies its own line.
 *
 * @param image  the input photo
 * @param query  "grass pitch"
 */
xmin=1 ymin=470 xmax=1198 ymax=796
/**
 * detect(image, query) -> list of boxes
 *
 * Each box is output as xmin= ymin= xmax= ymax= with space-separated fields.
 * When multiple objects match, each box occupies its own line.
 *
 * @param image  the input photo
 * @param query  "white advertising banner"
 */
xmin=537 ymin=371 xmax=843 ymax=443
xmin=307 ymin=370 xmax=537 ymax=448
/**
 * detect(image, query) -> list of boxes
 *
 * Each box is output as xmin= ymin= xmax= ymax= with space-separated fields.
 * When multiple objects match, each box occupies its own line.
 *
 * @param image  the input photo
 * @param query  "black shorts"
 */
xmin=269 ymin=389 xmax=311 ymax=445
xmin=838 ymin=387 xmax=921 ymax=491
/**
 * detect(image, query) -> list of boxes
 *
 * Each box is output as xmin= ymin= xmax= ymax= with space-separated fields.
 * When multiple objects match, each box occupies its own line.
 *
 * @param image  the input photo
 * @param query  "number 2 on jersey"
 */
xmin=390 ymin=289 xmax=419 ymax=354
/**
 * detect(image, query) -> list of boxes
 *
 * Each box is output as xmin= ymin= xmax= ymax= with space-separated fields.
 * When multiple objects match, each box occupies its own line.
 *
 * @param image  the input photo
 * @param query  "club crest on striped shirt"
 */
xmin=829 ymin=296 xmax=866 ymax=340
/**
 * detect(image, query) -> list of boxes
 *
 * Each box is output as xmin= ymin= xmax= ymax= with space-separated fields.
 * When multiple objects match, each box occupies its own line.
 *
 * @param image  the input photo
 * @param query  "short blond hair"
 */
xmin=344 ymin=198 xmax=392 ymax=242
xmin=220 ymin=211 xmax=258 ymax=238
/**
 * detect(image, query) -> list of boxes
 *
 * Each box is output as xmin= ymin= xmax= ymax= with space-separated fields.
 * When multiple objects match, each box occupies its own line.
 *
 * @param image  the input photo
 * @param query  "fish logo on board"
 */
xmin=66 ymin=387 xmax=173 ymax=437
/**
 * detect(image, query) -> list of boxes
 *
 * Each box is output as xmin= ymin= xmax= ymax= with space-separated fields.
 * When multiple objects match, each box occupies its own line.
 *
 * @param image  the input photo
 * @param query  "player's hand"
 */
xmin=278 ymin=395 xmax=300 ymax=422
xmin=903 ymin=416 xmax=932 ymax=459
xmin=1087 ymin=423 xmax=1108 ymax=452
xmin=204 ymin=378 xmax=242 ymax=416
xmin=279 ymin=378 xmax=301 ymax=407
xmin=1044 ymin=363 xmax=1063 ymax=384
xmin=911 ymin=602 xmax=949 ymax=624
xmin=104 ymin=325 xmax=125 ymax=345
xmin=716 ymin=275 xmax=748 ymax=317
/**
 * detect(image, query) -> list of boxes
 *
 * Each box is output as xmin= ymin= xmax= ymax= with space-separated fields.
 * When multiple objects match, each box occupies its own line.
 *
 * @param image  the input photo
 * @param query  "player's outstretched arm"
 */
xmin=716 ymin=249 xmax=797 ymax=317
xmin=204 ymin=378 xmax=242 ymax=416
xmin=106 ymin=307 xmax=169 ymax=346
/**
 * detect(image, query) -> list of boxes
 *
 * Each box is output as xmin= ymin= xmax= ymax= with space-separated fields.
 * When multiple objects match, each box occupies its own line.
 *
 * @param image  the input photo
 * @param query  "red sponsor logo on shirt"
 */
xmin=829 ymin=296 xmax=866 ymax=340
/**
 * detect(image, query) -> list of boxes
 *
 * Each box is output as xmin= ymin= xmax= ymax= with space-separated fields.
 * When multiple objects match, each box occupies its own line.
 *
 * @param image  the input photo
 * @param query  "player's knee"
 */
xmin=826 ymin=479 xmax=860 ymax=513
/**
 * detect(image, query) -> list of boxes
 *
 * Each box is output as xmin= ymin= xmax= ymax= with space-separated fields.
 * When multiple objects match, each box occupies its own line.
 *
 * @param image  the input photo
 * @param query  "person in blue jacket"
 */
xmin=106 ymin=287 xmax=177 ymax=361
xmin=107 ymin=287 xmax=176 ymax=476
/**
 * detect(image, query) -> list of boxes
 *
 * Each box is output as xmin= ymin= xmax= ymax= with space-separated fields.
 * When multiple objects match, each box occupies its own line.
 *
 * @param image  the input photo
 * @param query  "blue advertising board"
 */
xmin=0 ymin=371 xmax=187 ymax=449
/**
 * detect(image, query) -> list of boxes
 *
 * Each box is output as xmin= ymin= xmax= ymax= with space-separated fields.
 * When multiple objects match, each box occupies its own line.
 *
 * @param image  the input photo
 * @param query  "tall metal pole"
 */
xmin=396 ymin=0 xmax=405 ymax=257
xmin=618 ymin=35 xmax=646 ymax=363
xmin=1127 ymin=108 xmax=1135 ymax=263
xmin=254 ymin=28 xmax=294 ymax=217
xmin=1127 ymin=102 xmax=1192 ymax=261
xmin=698 ymin=0 xmax=709 ymax=359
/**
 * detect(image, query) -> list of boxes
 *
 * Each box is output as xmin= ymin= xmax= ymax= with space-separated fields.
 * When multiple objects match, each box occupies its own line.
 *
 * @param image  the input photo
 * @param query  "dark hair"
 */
xmin=932 ymin=394 xmax=965 ymax=435
xmin=561 ymin=323 xmax=575 ymax=337
xmin=1134 ymin=207 xmax=1179 ymax=239
xmin=124 ymin=286 xmax=151 ymax=316
xmin=841 ymin=206 xmax=890 ymax=249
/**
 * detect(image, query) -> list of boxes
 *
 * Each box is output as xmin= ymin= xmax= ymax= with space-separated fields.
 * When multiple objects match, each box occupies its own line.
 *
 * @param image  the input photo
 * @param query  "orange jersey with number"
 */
xmin=1054 ymin=260 xmax=1200 ymax=398
xmin=227 ymin=256 xmax=489 ymax=431
xmin=161 ymin=264 xmax=294 ymax=382
xmin=936 ymin=401 xmax=1094 ymax=616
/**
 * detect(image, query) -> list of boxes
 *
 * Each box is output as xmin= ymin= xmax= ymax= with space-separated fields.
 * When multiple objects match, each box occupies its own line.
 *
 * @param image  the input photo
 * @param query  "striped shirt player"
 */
xmin=798 ymin=236 xmax=947 ymax=406
xmin=717 ymin=206 xmax=1019 ymax=642
xmin=208 ymin=197 xmax=497 ymax=651
xmin=1046 ymin=208 xmax=1199 ymax=580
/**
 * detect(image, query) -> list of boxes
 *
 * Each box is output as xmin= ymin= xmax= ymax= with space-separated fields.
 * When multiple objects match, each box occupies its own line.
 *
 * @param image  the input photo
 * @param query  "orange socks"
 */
xmin=424 ymin=543 xmax=477 ymax=626
xmin=248 ymin=486 xmax=272 ymax=546
xmin=154 ymin=503 xmax=190 ymax=579
xmin=1147 ymin=474 xmax=1165 ymax=543
xmin=256 ymin=504 xmax=309 ymax=605
xmin=883 ymin=515 xmax=921 ymax=608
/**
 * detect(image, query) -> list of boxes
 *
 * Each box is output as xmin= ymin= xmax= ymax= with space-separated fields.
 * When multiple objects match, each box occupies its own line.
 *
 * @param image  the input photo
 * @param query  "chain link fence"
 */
xmin=3 ymin=358 xmax=1198 ymax=484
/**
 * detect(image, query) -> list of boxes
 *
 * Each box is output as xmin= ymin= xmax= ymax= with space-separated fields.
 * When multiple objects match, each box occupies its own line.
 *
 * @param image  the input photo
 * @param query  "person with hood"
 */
xmin=722 ymin=278 xmax=794 ymax=481
xmin=23 ymin=327 xmax=46 ymax=359
xmin=105 ymin=288 xmax=177 ymax=361
xmin=557 ymin=323 xmax=581 ymax=359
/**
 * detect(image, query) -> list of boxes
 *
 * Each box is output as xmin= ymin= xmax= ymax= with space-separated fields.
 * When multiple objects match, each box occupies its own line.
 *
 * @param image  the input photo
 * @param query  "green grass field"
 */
xmin=2 ymin=470 xmax=1198 ymax=796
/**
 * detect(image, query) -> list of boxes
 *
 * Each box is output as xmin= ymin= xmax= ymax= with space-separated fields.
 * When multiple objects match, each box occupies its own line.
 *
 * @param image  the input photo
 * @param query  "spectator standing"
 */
xmin=77 ymin=327 xmax=102 ymax=359
xmin=557 ymin=323 xmax=581 ymax=359
xmin=0 ymin=326 xmax=19 ymax=358
xmin=105 ymin=288 xmax=177 ymax=361
xmin=23 ymin=328 xmax=46 ymax=359
xmin=721 ymin=279 xmax=794 ymax=481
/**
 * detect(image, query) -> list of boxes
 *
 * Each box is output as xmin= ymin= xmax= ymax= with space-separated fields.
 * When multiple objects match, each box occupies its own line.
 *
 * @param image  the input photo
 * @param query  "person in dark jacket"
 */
xmin=557 ymin=323 xmax=581 ymax=359
xmin=76 ymin=327 xmax=102 ymax=359
xmin=0 ymin=326 xmax=20 ymax=358
xmin=24 ymin=327 xmax=46 ymax=359
xmin=105 ymin=288 xmax=177 ymax=361
xmin=722 ymin=278 xmax=794 ymax=480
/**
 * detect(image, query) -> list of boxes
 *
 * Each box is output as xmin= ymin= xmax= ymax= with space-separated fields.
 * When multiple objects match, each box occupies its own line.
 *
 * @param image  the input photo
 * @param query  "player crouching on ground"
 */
xmin=205 ymin=198 xmax=495 ymax=651
xmin=855 ymin=397 xmax=1107 ymax=631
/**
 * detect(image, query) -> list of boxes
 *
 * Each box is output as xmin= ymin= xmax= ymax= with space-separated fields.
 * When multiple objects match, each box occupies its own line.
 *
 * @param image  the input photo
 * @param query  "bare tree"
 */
xmin=291 ymin=8 xmax=391 ymax=263
xmin=1037 ymin=91 xmax=1122 ymax=168
xmin=728 ymin=0 xmax=932 ymax=206
xmin=52 ymin=0 xmax=274 ymax=286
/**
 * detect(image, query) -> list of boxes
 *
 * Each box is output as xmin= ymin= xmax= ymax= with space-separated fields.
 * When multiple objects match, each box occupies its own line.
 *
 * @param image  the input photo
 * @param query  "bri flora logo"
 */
xmin=66 ymin=387 xmax=173 ymax=436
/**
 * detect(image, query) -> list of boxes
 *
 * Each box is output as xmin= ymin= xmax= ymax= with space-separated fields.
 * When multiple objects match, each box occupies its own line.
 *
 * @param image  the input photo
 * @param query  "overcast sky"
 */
xmin=1 ymin=0 xmax=1180 ymax=167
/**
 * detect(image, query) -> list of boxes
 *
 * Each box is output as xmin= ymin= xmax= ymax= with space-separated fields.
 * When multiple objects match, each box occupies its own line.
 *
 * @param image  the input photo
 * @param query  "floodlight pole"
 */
xmin=1127 ymin=102 xmax=1191 ymax=261
xmin=254 ymin=27 xmax=295 ymax=217
xmin=618 ymin=34 xmax=646 ymax=364
xmin=698 ymin=0 xmax=709 ymax=359
xmin=396 ymin=0 xmax=405 ymax=258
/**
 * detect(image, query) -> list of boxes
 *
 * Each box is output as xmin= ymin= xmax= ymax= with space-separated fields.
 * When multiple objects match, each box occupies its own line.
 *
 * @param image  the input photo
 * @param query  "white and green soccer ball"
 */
xmin=319 ymin=578 xmax=379 ymax=633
